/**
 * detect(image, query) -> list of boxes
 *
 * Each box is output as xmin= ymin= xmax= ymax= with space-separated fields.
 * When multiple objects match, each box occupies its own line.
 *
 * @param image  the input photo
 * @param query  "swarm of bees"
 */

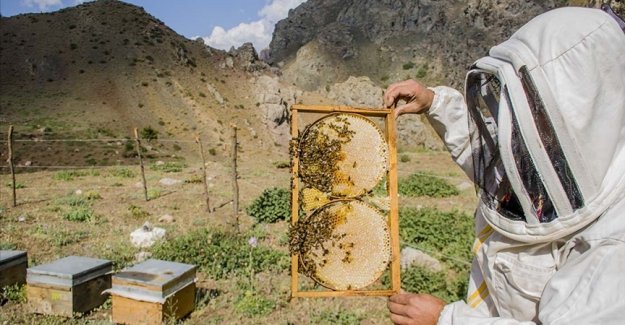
xmin=290 ymin=200 xmax=391 ymax=290
xmin=298 ymin=113 xmax=388 ymax=198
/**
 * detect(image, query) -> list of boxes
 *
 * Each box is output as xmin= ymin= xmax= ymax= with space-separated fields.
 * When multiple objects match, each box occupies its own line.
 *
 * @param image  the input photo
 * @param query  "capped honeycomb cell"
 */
xmin=293 ymin=200 xmax=391 ymax=290
xmin=298 ymin=113 xmax=388 ymax=198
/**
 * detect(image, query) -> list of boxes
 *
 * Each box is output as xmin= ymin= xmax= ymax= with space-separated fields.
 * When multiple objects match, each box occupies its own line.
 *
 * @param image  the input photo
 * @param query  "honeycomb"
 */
xmin=298 ymin=113 xmax=388 ymax=198
xmin=292 ymin=200 xmax=391 ymax=290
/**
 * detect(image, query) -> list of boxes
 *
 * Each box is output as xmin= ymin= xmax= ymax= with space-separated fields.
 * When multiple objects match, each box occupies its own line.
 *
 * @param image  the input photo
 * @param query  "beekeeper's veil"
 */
xmin=466 ymin=6 xmax=625 ymax=243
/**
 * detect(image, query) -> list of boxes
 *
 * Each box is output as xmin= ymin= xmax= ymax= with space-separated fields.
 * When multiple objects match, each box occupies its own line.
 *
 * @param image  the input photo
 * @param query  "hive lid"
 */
xmin=109 ymin=259 xmax=196 ymax=302
xmin=27 ymin=256 xmax=112 ymax=288
xmin=0 ymin=250 xmax=27 ymax=271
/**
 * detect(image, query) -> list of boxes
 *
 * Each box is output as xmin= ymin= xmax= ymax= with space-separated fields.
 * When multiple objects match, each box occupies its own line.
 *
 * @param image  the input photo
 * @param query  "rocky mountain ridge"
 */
xmin=269 ymin=0 xmax=624 ymax=91
xmin=2 ymin=0 xmax=623 ymax=168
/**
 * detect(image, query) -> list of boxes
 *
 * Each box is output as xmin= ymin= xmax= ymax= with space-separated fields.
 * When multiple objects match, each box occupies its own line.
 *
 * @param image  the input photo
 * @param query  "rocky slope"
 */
xmin=269 ymin=0 xmax=623 ymax=91
xmin=0 ymin=0 xmax=280 ymax=166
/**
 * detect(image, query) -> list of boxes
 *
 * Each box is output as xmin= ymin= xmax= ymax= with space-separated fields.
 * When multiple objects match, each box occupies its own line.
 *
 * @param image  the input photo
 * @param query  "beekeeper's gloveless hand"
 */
xmin=388 ymin=292 xmax=446 ymax=325
xmin=384 ymin=79 xmax=434 ymax=117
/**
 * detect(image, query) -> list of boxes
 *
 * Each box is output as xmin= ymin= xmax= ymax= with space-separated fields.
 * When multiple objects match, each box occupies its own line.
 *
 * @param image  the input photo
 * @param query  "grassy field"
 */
xmin=0 ymin=150 xmax=476 ymax=325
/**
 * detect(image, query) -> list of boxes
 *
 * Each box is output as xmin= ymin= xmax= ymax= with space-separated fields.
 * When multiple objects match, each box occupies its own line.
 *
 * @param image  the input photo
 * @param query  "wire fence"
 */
xmin=1 ymin=125 xmax=233 ymax=215
xmin=2 ymin=125 xmax=471 ymax=209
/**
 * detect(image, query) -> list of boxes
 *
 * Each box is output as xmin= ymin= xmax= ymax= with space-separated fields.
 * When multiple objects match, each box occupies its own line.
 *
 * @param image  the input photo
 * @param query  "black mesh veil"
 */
xmin=466 ymin=72 xmax=525 ymax=222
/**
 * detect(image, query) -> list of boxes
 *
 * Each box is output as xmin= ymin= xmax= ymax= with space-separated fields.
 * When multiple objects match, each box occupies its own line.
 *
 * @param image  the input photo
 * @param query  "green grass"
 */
xmin=398 ymin=173 xmax=459 ymax=197
xmin=151 ymin=228 xmax=289 ymax=280
xmin=150 ymin=161 xmax=185 ymax=173
xmin=110 ymin=167 xmax=135 ymax=178
xmin=399 ymin=207 xmax=473 ymax=272
xmin=53 ymin=169 xmax=97 ymax=181
xmin=378 ymin=207 xmax=474 ymax=303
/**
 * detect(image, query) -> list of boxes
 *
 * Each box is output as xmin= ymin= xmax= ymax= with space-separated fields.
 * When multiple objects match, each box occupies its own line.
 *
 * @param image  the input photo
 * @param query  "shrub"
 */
xmin=383 ymin=265 xmax=467 ymax=303
xmin=0 ymin=241 xmax=17 ymax=250
xmin=312 ymin=310 xmax=364 ymax=325
xmin=147 ymin=188 xmax=161 ymax=200
xmin=246 ymin=187 xmax=290 ymax=223
xmin=140 ymin=126 xmax=158 ymax=141
xmin=273 ymin=161 xmax=290 ymax=169
xmin=234 ymin=291 xmax=275 ymax=316
xmin=64 ymin=206 xmax=93 ymax=222
xmin=128 ymin=204 xmax=150 ymax=219
xmin=184 ymin=175 xmax=203 ymax=184
xmin=399 ymin=207 xmax=473 ymax=272
xmin=151 ymin=229 xmax=288 ymax=280
xmin=1 ymin=284 xmax=26 ymax=304
xmin=150 ymin=161 xmax=184 ymax=173
xmin=398 ymin=173 xmax=459 ymax=197
xmin=400 ymin=154 xmax=411 ymax=163
xmin=111 ymin=167 xmax=135 ymax=178
xmin=402 ymin=62 xmax=415 ymax=70
xmin=416 ymin=64 xmax=429 ymax=79
xmin=53 ymin=170 xmax=89 ymax=181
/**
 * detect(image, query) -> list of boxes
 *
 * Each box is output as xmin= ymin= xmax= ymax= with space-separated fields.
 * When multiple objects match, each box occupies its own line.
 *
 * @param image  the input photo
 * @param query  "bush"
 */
xmin=384 ymin=265 xmax=467 ymax=303
xmin=64 ymin=206 xmax=93 ymax=222
xmin=128 ymin=204 xmax=150 ymax=219
xmin=147 ymin=188 xmax=161 ymax=200
xmin=416 ymin=64 xmax=429 ymax=79
xmin=151 ymin=229 xmax=288 ymax=280
xmin=111 ymin=167 xmax=135 ymax=178
xmin=399 ymin=207 xmax=473 ymax=272
xmin=150 ymin=161 xmax=184 ymax=173
xmin=234 ymin=291 xmax=275 ymax=316
xmin=312 ymin=310 xmax=364 ymax=325
xmin=1 ymin=284 xmax=26 ymax=304
xmin=400 ymin=154 xmax=411 ymax=163
xmin=398 ymin=173 xmax=459 ymax=197
xmin=53 ymin=170 xmax=90 ymax=181
xmin=402 ymin=62 xmax=415 ymax=70
xmin=246 ymin=187 xmax=290 ymax=223
xmin=140 ymin=126 xmax=158 ymax=141
xmin=380 ymin=207 xmax=474 ymax=303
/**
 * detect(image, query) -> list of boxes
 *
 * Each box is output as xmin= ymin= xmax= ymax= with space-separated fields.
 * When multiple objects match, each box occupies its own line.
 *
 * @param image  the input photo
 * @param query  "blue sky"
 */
xmin=0 ymin=0 xmax=306 ymax=50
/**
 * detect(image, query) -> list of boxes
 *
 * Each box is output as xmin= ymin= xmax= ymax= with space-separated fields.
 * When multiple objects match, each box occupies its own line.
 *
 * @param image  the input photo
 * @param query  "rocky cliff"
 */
xmin=269 ymin=0 xmax=623 ymax=91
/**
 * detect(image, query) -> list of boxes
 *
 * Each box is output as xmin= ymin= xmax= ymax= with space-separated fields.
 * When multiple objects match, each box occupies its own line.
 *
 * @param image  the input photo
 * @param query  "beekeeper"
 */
xmin=385 ymin=6 xmax=625 ymax=325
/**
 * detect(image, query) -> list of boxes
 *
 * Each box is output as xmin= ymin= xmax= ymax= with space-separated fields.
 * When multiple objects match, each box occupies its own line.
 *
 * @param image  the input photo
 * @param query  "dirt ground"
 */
xmin=0 ymin=148 xmax=477 ymax=325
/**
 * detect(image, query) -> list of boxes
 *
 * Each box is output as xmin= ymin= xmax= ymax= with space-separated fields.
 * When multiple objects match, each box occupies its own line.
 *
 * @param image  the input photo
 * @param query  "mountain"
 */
xmin=268 ymin=0 xmax=623 ymax=91
xmin=0 ymin=0 xmax=282 ymax=167
xmin=1 ymin=0 xmax=622 ymax=168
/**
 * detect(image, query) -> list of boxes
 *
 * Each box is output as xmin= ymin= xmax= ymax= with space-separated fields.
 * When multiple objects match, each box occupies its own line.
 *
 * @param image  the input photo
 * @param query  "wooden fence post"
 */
xmin=195 ymin=135 xmax=211 ymax=213
xmin=134 ymin=128 xmax=149 ymax=201
xmin=7 ymin=125 xmax=16 ymax=207
xmin=231 ymin=124 xmax=239 ymax=232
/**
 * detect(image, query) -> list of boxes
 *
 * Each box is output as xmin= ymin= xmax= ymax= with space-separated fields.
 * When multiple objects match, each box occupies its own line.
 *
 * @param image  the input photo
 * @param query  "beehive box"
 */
xmin=0 ymin=250 xmax=28 ymax=288
xmin=27 ymin=256 xmax=112 ymax=317
xmin=107 ymin=259 xmax=196 ymax=325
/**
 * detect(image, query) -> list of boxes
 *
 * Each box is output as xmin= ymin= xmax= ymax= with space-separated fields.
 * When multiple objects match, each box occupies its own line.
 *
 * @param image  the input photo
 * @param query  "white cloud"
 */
xmin=21 ymin=0 xmax=63 ymax=11
xmin=202 ymin=0 xmax=306 ymax=52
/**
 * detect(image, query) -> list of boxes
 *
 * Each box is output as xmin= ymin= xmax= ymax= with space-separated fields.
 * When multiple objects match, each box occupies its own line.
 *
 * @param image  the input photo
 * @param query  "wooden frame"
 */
xmin=290 ymin=104 xmax=400 ymax=298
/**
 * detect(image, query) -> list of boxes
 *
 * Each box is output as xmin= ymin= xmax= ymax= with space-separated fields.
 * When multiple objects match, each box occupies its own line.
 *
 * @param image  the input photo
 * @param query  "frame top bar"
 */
xmin=291 ymin=104 xmax=393 ymax=117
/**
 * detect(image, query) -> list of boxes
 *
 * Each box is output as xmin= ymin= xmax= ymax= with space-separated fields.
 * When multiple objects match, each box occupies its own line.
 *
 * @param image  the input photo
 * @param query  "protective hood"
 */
xmin=467 ymin=7 xmax=625 ymax=243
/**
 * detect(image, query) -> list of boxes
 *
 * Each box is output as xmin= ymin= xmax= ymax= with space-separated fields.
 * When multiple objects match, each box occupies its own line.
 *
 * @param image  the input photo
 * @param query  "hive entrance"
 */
xmin=289 ymin=105 xmax=400 ymax=298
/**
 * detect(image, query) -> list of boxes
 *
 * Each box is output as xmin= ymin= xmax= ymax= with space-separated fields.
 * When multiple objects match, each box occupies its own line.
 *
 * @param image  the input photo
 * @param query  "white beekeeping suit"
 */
xmin=427 ymin=6 xmax=625 ymax=324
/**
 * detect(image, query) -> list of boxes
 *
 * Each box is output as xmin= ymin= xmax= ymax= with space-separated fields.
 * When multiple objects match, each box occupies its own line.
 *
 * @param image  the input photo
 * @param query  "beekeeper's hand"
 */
xmin=384 ymin=79 xmax=434 ymax=118
xmin=388 ymin=292 xmax=446 ymax=325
